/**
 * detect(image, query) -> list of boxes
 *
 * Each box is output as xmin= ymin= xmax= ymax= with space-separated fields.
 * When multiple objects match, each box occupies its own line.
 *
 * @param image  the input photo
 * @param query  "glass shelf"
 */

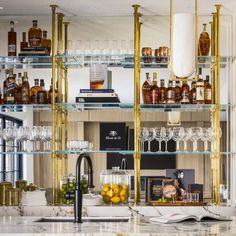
xmin=0 ymin=55 xmax=232 ymax=69
xmin=0 ymin=104 xmax=52 ymax=111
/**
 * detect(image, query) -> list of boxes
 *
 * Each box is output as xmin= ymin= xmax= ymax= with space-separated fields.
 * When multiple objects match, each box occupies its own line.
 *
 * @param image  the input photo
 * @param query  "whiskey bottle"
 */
xmin=41 ymin=31 xmax=51 ymax=55
xmin=159 ymin=79 xmax=167 ymax=104
xmin=30 ymin=79 xmax=41 ymax=104
xmin=142 ymin=73 xmax=152 ymax=104
xmin=180 ymin=81 xmax=190 ymax=104
xmin=3 ymin=69 xmax=17 ymax=104
xmin=166 ymin=81 xmax=176 ymax=104
xmin=150 ymin=72 xmax=159 ymax=104
xmin=15 ymin=73 xmax=22 ymax=104
xmin=175 ymin=81 xmax=182 ymax=103
xmin=20 ymin=32 xmax=28 ymax=51
xmin=204 ymin=75 xmax=212 ymax=104
xmin=198 ymin=23 xmax=210 ymax=56
xmin=28 ymin=20 xmax=42 ymax=47
xmin=21 ymin=72 xmax=30 ymax=104
xmin=190 ymin=81 xmax=197 ymax=104
xmin=37 ymin=79 xmax=47 ymax=104
xmin=47 ymin=78 xmax=58 ymax=104
xmin=196 ymin=68 xmax=205 ymax=104
xmin=8 ymin=21 xmax=17 ymax=56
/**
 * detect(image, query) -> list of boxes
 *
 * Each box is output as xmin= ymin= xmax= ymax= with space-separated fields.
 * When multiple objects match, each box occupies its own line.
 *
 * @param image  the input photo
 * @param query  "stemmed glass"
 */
xmin=172 ymin=127 xmax=184 ymax=151
xmin=29 ymin=126 xmax=41 ymax=151
xmin=201 ymin=128 xmax=209 ymax=152
xmin=160 ymin=127 xmax=166 ymax=152
xmin=206 ymin=127 xmax=221 ymax=152
xmin=17 ymin=126 xmax=29 ymax=152
xmin=3 ymin=127 xmax=17 ymax=152
xmin=181 ymin=128 xmax=192 ymax=152
xmin=163 ymin=128 xmax=173 ymax=152
xmin=140 ymin=128 xmax=149 ymax=152
xmin=154 ymin=127 xmax=161 ymax=152
xmin=190 ymin=127 xmax=203 ymax=152
xmin=41 ymin=126 xmax=52 ymax=151
xmin=147 ymin=128 xmax=155 ymax=152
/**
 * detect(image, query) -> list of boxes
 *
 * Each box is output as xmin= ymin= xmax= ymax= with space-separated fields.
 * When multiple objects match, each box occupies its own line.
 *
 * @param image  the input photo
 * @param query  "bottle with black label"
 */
xmin=204 ymin=75 xmax=212 ymax=104
xmin=180 ymin=80 xmax=190 ymax=104
xmin=196 ymin=68 xmax=205 ymax=104
xmin=166 ymin=81 xmax=176 ymax=104
xmin=3 ymin=69 xmax=17 ymax=104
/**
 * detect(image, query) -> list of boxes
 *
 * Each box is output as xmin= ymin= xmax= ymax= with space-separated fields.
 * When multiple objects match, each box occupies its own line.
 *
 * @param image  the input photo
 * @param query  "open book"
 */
xmin=149 ymin=213 xmax=232 ymax=224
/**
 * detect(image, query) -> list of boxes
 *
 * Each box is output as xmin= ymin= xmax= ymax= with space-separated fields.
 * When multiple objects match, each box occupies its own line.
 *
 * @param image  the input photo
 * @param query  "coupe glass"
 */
xmin=172 ymin=127 xmax=184 ymax=151
xmin=182 ymin=128 xmax=192 ymax=152
xmin=17 ymin=126 xmax=29 ymax=152
xmin=190 ymin=127 xmax=203 ymax=152
xmin=163 ymin=128 xmax=173 ymax=152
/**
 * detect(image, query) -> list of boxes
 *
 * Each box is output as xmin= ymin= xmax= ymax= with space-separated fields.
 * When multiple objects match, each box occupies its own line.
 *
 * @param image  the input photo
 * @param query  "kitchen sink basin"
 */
xmin=34 ymin=216 xmax=130 ymax=223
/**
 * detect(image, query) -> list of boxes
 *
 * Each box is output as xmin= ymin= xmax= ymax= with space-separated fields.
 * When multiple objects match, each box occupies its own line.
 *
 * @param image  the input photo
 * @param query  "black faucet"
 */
xmin=65 ymin=153 xmax=94 ymax=223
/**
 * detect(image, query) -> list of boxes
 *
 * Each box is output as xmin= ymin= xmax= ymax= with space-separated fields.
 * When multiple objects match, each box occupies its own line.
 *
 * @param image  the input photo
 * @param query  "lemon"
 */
xmin=111 ymin=196 xmax=121 ymax=204
xmin=119 ymin=189 xmax=127 ymax=197
xmin=106 ymin=189 xmax=114 ymax=198
xmin=101 ymin=191 xmax=106 ymax=197
xmin=103 ymin=186 xmax=110 ymax=192
xmin=112 ymin=184 xmax=119 ymax=190
xmin=113 ymin=187 xmax=120 ymax=194
xmin=122 ymin=184 xmax=128 ymax=190
xmin=120 ymin=195 xmax=127 ymax=202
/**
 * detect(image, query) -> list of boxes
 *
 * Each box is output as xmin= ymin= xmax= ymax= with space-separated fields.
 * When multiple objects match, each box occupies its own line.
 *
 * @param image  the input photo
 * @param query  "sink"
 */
xmin=34 ymin=216 xmax=130 ymax=223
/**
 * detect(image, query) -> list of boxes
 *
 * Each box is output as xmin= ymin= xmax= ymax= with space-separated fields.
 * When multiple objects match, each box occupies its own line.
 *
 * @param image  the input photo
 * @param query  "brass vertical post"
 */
xmin=57 ymin=13 xmax=64 ymax=194
xmin=50 ymin=4 xmax=57 ymax=205
xmin=195 ymin=0 xmax=199 ymax=79
xmin=132 ymin=4 xmax=141 ymax=205
xmin=63 ymin=22 xmax=69 ymax=176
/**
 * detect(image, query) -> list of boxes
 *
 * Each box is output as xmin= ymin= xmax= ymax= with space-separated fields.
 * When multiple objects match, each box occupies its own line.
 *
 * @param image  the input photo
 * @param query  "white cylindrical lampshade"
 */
xmin=173 ymin=13 xmax=195 ymax=78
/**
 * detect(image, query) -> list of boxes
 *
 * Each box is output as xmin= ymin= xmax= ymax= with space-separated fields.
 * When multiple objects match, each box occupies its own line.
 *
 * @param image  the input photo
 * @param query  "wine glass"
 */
xmin=16 ymin=126 xmax=29 ymax=152
xmin=160 ymin=127 xmax=166 ymax=152
xmin=190 ymin=127 xmax=203 ymax=152
xmin=172 ymin=127 xmax=184 ymax=152
xmin=140 ymin=127 xmax=149 ymax=152
xmin=163 ymin=128 xmax=173 ymax=152
xmin=181 ymin=128 xmax=192 ymax=152
xmin=147 ymin=128 xmax=155 ymax=152
xmin=201 ymin=128 xmax=209 ymax=152
xmin=154 ymin=127 xmax=162 ymax=152
xmin=206 ymin=127 xmax=221 ymax=152
xmin=29 ymin=126 xmax=41 ymax=151
xmin=3 ymin=127 xmax=17 ymax=152
xmin=41 ymin=126 xmax=52 ymax=151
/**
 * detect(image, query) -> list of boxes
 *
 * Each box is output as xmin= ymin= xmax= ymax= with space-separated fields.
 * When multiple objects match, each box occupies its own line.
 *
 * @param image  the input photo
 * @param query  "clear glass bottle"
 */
xmin=30 ymin=79 xmax=41 ymax=104
xmin=159 ymin=79 xmax=167 ymax=104
xmin=20 ymin=32 xmax=28 ymax=51
xmin=198 ymin=23 xmax=210 ymax=56
xmin=180 ymin=80 xmax=190 ymax=104
xmin=41 ymin=31 xmax=51 ymax=55
xmin=204 ymin=75 xmax=212 ymax=104
xmin=100 ymin=167 xmax=130 ymax=205
xmin=28 ymin=20 xmax=42 ymax=47
xmin=166 ymin=81 xmax=176 ymax=104
xmin=142 ymin=73 xmax=152 ymax=104
xmin=150 ymin=72 xmax=159 ymax=104
xmin=8 ymin=21 xmax=17 ymax=56
xmin=21 ymin=72 xmax=30 ymax=104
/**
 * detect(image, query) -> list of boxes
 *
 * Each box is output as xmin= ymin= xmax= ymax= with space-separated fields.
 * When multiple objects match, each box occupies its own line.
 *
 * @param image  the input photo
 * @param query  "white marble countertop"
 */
xmin=0 ymin=215 xmax=236 ymax=235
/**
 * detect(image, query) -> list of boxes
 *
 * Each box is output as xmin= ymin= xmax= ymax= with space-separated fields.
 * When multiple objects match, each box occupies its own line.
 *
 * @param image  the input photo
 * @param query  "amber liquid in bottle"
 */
xmin=20 ymin=32 xmax=28 ymax=51
xmin=166 ymin=81 xmax=176 ymax=104
xmin=21 ymin=72 xmax=30 ymax=104
xmin=198 ymin=23 xmax=210 ymax=56
xmin=204 ymin=75 xmax=212 ymax=104
xmin=150 ymin=72 xmax=159 ymax=104
xmin=28 ymin=20 xmax=42 ymax=47
xmin=142 ymin=73 xmax=152 ymax=104
xmin=41 ymin=31 xmax=51 ymax=55
xmin=8 ymin=21 xmax=17 ymax=56
xmin=48 ymin=78 xmax=58 ymax=104
xmin=196 ymin=68 xmax=205 ymax=104
xmin=37 ymin=79 xmax=47 ymax=104
xmin=180 ymin=81 xmax=190 ymax=104
xmin=30 ymin=79 xmax=41 ymax=104
xmin=3 ymin=69 xmax=17 ymax=104
xmin=190 ymin=81 xmax=197 ymax=104
xmin=15 ymin=73 xmax=22 ymax=104
xmin=175 ymin=81 xmax=182 ymax=103
xmin=159 ymin=79 xmax=167 ymax=104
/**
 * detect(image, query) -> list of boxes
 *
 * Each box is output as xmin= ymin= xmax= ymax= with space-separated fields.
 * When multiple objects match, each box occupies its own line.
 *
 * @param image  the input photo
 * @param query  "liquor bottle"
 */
xmin=37 ymin=79 xmax=47 ymax=104
xmin=20 ymin=32 xmax=28 ymax=51
xmin=190 ymin=81 xmax=197 ymax=104
xmin=142 ymin=73 xmax=152 ymax=104
xmin=150 ymin=72 xmax=159 ymax=104
xmin=47 ymin=78 xmax=58 ymax=104
xmin=21 ymin=72 xmax=30 ymax=104
xmin=180 ymin=80 xmax=190 ymax=104
xmin=0 ymin=87 xmax=4 ymax=104
xmin=15 ymin=73 xmax=22 ymax=104
xmin=30 ymin=79 xmax=41 ymax=104
xmin=196 ymin=68 xmax=205 ymax=104
xmin=159 ymin=79 xmax=167 ymax=104
xmin=175 ymin=81 xmax=182 ymax=103
xmin=41 ymin=31 xmax=51 ymax=55
xmin=204 ymin=75 xmax=212 ymax=104
xmin=28 ymin=20 xmax=42 ymax=47
xmin=198 ymin=23 xmax=210 ymax=56
xmin=166 ymin=81 xmax=176 ymax=104
xmin=3 ymin=69 xmax=17 ymax=104
xmin=8 ymin=21 xmax=17 ymax=56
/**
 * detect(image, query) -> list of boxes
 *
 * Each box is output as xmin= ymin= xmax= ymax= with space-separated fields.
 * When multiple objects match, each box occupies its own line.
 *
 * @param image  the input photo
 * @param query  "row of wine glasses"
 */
xmin=140 ymin=127 xmax=221 ymax=152
xmin=0 ymin=126 xmax=52 ymax=152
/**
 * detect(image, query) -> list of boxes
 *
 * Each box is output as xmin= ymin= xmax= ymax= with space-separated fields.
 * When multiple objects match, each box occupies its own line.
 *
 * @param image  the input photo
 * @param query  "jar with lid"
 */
xmin=100 ymin=167 xmax=130 ymax=205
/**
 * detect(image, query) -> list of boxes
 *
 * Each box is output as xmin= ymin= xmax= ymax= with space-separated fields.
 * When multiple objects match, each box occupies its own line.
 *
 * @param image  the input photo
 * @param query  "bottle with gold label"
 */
xmin=150 ymin=72 xmax=159 ymax=104
xmin=180 ymin=81 xmax=190 ymax=104
xmin=41 ymin=31 xmax=51 ymax=55
xmin=30 ymin=79 xmax=41 ymax=104
xmin=166 ymin=81 xmax=176 ymax=104
xmin=21 ymin=72 xmax=30 ymax=104
xmin=204 ymin=75 xmax=212 ymax=104
xmin=175 ymin=81 xmax=182 ymax=103
xmin=159 ymin=79 xmax=167 ymax=104
xmin=190 ymin=81 xmax=197 ymax=104
xmin=28 ymin=20 xmax=42 ymax=47
xmin=196 ymin=68 xmax=205 ymax=104
xmin=142 ymin=73 xmax=152 ymax=104
xmin=198 ymin=23 xmax=210 ymax=56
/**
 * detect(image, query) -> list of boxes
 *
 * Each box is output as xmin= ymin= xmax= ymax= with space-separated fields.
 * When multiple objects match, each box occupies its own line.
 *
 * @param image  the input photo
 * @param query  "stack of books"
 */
xmin=18 ymin=47 xmax=49 ymax=57
xmin=76 ymin=89 xmax=120 ymax=103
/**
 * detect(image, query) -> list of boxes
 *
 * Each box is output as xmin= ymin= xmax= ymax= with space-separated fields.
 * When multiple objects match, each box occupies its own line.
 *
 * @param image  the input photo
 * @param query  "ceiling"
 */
xmin=0 ymin=0 xmax=234 ymax=17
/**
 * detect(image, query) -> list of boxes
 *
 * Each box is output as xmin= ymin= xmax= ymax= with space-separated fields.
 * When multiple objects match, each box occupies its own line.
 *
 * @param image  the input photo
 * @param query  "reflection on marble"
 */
xmin=0 ymin=216 xmax=236 ymax=235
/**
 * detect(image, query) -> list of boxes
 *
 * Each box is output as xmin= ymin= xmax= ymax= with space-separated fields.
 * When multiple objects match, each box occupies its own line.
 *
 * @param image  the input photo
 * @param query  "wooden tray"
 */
xmin=148 ymin=201 xmax=207 ymax=206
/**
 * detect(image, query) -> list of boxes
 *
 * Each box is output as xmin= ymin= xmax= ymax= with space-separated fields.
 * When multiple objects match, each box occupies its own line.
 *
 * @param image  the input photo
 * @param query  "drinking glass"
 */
xmin=190 ymin=127 xmax=203 ymax=152
xmin=41 ymin=126 xmax=52 ymax=151
xmin=3 ymin=127 xmax=17 ymax=152
xmin=172 ymin=127 xmax=184 ymax=151
xmin=29 ymin=126 xmax=41 ymax=151
xmin=147 ymin=128 xmax=155 ymax=152
xmin=140 ymin=128 xmax=147 ymax=151
xmin=201 ymin=128 xmax=209 ymax=152
xmin=163 ymin=128 xmax=173 ymax=152
xmin=75 ymin=40 xmax=83 ymax=54
xmin=182 ymin=128 xmax=192 ymax=152
xmin=154 ymin=127 xmax=162 ymax=151
xmin=160 ymin=127 xmax=166 ymax=152
xmin=16 ymin=126 xmax=29 ymax=152
xmin=206 ymin=127 xmax=221 ymax=152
